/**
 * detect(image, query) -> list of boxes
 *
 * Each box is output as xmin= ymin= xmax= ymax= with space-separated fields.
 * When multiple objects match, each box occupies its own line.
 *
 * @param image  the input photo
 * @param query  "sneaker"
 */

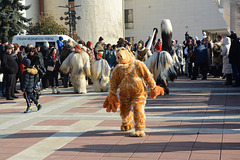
xmin=11 ymin=95 xmax=19 ymax=98
xmin=14 ymin=90 xmax=20 ymax=93
xmin=56 ymin=87 xmax=60 ymax=94
xmin=52 ymin=87 xmax=55 ymax=94
xmin=37 ymin=104 xmax=42 ymax=111
xmin=24 ymin=109 xmax=32 ymax=113
xmin=6 ymin=97 xmax=14 ymax=100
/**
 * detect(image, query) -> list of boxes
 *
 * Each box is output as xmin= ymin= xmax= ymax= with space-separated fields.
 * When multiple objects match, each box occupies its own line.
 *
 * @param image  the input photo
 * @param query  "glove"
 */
xmin=103 ymin=93 xmax=120 ymax=112
xmin=150 ymin=86 xmax=164 ymax=99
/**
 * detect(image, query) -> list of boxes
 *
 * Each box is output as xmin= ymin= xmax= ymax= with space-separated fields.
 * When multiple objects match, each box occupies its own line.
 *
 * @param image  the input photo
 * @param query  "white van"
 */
xmin=12 ymin=35 xmax=76 ymax=49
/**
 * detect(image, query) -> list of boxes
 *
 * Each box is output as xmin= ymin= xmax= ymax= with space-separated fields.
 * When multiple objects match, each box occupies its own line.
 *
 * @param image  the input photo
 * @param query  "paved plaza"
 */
xmin=0 ymin=76 xmax=240 ymax=160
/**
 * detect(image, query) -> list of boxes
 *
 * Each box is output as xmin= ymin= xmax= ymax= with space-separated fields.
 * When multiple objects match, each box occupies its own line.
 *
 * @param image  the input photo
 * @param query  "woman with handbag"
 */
xmin=46 ymin=48 xmax=61 ymax=94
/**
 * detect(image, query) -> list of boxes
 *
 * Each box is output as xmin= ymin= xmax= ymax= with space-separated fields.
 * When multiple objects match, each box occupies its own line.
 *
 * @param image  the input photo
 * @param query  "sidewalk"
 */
xmin=0 ymin=76 xmax=240 ymax=160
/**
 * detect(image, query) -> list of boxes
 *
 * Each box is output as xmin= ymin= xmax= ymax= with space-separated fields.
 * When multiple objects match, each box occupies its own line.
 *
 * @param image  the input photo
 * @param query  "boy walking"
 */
xmin=22 ymin=58 xmax=42 ymax=113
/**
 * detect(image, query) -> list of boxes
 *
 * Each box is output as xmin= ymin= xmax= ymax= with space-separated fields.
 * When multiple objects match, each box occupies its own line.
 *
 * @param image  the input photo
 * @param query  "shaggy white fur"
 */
xmin=60 ymin=50 xmax=91 ymax=94
xmin=145 ymin=51 xmax=175 ymax=82
xmin=91 ymin=59 xmax=111 ymax=92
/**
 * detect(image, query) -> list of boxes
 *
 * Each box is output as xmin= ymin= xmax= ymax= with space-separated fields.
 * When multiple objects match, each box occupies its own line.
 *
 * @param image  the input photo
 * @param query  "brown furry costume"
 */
xmin=103 ymin=47 xmax=164 ymax=137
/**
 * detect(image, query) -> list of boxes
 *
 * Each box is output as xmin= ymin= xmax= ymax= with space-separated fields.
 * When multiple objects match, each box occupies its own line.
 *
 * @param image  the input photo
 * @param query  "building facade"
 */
xmin=21 ymin=0 xmax=124 ymax=45
xmin=124 ymin=0 xmax=229 ymax=44
xmin=21 ymin=0 xmax=239 ymax=45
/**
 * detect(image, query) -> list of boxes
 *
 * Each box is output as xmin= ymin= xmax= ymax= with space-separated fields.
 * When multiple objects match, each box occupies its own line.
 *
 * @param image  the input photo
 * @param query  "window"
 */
xmin=125 ymin=9 xmax=134 ymax=29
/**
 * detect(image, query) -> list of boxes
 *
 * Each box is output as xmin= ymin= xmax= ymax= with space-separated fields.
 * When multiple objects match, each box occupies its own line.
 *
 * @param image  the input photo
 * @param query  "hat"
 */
xmin=22 ymin=58 xmax=31 ymax=67
xmin=75 ymin=44 xmax=82 ymax=51
xmin=1 ymin=37 xmax=8 ymax=43
xmin=43 ymin=40 xmax=49 ymax=48
xmin=155 ymin=44 xmax=162 ymax=51
xmin=99 ymin=36 xmax=104 ymax=41
xmin=97 ymin=52 xmax=103 ymax=58
xmin=59 ymin=36 xmax=63 ymax=41
xmin=87 ymin=41 xmax=92 ymax=47
xmin=230 ymin=33 xmax=237 ymax=40
xmin=5 ymin=45 xmax=14 ymax=50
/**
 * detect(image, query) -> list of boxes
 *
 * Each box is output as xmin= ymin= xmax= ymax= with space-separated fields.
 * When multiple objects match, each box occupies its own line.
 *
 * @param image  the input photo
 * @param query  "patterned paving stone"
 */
xmin=0 ymin=77 xmax=240 ymax=159
xmin=64 ymin=108 xmax=102 ymax=113
xmin=34 ymin=120 xmax=79 ymax=126
xmin=0 ymin=130 xmax=57 ymax=159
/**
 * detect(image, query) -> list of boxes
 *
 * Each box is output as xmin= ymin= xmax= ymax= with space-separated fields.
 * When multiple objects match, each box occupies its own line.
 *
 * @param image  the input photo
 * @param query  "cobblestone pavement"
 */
xmin=0 ymin=76 xmax=240 ymax=160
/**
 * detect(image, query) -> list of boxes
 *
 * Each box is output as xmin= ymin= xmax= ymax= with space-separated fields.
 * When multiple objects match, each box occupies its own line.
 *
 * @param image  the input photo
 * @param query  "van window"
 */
xmin=35 ymin=42 xmax=56 ymax=47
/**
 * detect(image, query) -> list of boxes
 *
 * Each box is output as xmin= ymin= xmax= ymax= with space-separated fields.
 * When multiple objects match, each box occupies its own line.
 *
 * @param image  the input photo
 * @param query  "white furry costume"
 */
xmin=60 ymin=50 xmax=91 ymax=94
xmin=90 ymin=59 xmax=111 ymax=92
xmin=144 ymin=19 xmax=178 ymax=94
xmin=145 ymin=51 xmax=175 ymax=82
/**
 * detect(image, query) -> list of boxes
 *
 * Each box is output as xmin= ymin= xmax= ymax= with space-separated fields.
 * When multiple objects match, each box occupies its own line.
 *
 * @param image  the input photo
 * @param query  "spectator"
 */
xmin=176 ymin=44 xmax=185 ymax=75
xmin=229 ymin=33 xmax=240 ymax=87
xmin=46 ymin=48 xmax=61 ymax=94
xmin=0 ymin=36 xmax=9 ymax=97
xmin=12 ymin=43 xmax=21 ymax=93
xmin=191 ymin=40 xmax=207 ymax=80
xmin=61 ymin=39 xmax=74 ymax=88
xmin=105 ymin=44 xmax=117 ymax=68
xmin=94 ymin=36 xmax=104 ymax=58
xmin=1 ymin=45 xmax=19 ymax=100
xmin=212 ymin=35 xmax=223 ymax=77
xmin=221 ymin=37 xmax=232 ymax=85
xmin=40 ymin=40 xmax=50 ymax=89
xmin=184 ymin=38 xmax=194 ymax=78
xmin=86 ymin=41 xmax=95 ymax=60
xmin=57 ymin=36 xmax=64 ymax=55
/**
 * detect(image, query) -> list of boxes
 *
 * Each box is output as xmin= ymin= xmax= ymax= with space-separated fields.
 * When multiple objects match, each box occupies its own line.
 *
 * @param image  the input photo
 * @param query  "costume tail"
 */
xmin=161 ymin=19 xmax=173 ymax=53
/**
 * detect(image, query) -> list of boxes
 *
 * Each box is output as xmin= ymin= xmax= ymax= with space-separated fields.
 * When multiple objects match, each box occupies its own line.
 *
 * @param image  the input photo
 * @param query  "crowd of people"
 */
xmin=174 ymin=31 xmax=240 ymax=87
xmin=0 ymin=30 xmax=240 ymax=112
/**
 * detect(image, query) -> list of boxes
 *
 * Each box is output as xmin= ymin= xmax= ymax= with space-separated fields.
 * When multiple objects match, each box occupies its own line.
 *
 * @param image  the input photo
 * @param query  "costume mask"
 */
xmin=116 ymin=48 xmax=131 ymax=64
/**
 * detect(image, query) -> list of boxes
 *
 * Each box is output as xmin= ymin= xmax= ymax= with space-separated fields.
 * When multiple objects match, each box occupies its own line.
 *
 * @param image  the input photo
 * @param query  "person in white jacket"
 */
xmin=221 ymin=37 xmax=232 ymax=85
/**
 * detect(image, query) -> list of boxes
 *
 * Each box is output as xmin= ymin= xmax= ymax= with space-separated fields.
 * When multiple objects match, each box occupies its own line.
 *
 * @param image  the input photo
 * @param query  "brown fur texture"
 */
xmin=103 ymin=93 xmax=120 ymax=112
xmin=103 ymin=47 xmax=164 ymax=137
xmin=150 ymin=86 xmax=164 ymax=99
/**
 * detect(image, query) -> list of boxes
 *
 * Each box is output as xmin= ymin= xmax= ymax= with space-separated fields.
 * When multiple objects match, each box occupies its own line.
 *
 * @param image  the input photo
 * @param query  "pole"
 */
xmin=68 ymin=4 xmax=72 ymax=37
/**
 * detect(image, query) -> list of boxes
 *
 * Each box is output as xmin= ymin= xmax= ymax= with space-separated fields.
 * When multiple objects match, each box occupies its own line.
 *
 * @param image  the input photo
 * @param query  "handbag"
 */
xmin=47 ymin=66 xmax=54 ymax=72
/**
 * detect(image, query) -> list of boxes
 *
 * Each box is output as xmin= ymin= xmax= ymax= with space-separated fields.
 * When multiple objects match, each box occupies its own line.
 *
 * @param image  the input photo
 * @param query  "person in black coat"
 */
xmin=1 ymin=45 xmax=19 ymax=100
xmin=229 ymin=33 xmax=240 ymax=87
xmin=0 ymin=36 xmax=9 ymax=97
xmin=40 ymin=42 xmax=50 ymax=89
xmin=22 ymin=58 xmax=42 ymax=113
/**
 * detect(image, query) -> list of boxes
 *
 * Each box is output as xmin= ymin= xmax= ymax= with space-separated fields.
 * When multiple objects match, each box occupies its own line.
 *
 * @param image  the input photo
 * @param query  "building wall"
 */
xmin=44 ymin=0 xmax=68 ymax=27
xmin=21 ymin=0 xmax=40 ymax=24
xmin=75 ymin=0 xmax=124 ymax=45
xmin=125 ymin=0 xmax=228 ymax=43
xmin=230 ymin=0 xmax=240 ymax=36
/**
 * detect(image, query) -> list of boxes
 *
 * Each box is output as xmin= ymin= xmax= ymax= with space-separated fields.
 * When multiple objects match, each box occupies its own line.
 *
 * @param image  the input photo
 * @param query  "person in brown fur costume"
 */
xmin=103 ymin=47 xmax=164 ymax=137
